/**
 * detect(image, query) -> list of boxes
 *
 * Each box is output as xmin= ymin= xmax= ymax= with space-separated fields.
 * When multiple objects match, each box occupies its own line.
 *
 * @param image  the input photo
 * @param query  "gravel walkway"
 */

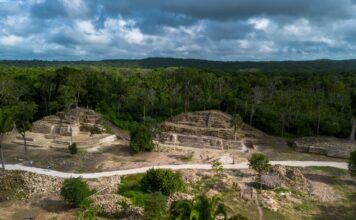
xmin=3 ymin=161 xmax=347 ymax=179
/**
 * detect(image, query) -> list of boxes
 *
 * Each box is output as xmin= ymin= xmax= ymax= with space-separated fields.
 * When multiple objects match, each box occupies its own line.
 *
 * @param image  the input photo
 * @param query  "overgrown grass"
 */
xmin=294 ymin=201 xmax=314 ymax=212
xmin=303 ymin=166 xmax=349 ymax=177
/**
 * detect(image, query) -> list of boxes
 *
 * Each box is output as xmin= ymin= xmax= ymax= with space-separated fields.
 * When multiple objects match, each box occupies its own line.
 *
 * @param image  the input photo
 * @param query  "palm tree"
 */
xmin=171 ymin=194 xmax=247 ymax=220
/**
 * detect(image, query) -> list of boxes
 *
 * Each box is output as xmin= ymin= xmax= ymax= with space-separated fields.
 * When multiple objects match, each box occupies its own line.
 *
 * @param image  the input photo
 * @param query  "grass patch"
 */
xmin=295 ymin=201 xmax=314 ymax=212
xmin=274 ymin=187 xmax=291 ymax=194
xmin=304 ymin=166 xmax=349 ymax=177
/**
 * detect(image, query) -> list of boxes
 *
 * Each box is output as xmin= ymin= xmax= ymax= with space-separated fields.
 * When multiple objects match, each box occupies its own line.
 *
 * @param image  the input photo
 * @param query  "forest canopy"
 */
xmin=0 ymin=59 xmax=355 ymax=138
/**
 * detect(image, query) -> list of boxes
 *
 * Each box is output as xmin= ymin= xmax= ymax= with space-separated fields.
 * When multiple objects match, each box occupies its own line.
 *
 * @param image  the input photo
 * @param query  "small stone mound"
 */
xmin=261 ymin=173 xmax=282 ymax=189
xmin=0 ymin=171 xmax=63 ymax=201
xmin=270 ymin=165 xmax=311 ymax=193
xmin=310 ymin=181 xmax=341 ymax=202
xmin=235 ymin=182 xmax=256 ymax=201
xmin=88 ymin=175 xmax=121 ymax=194
xmin=261 ymin=192 xmax=278 ymax=212
xmin=92 ymin=194 xmax=143 ymax=219
xmin=180 ymin=170 xmax=201 ymax=184
xmin=167 ymin=192 xmax=193 ymax=209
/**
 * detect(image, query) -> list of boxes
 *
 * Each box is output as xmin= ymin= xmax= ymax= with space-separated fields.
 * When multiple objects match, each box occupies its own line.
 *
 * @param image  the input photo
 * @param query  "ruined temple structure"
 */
xmin=13 ymin=108 xmax=117 ymax=149
xmin=159 ymin=110 xmax=263 ymax=150
xmin=31 ymin=108 xmax=100 ymax=137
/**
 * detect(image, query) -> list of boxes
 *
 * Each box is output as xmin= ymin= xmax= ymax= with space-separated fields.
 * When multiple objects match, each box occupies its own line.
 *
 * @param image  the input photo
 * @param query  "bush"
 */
xmin=68 ymin=143 xmax=78 ymax=155
xmin=89 ymin=126 xmax=102 ymax=136
xmin=60 ymin=177 xmax=93 ymax=207
xmin=143 ymin=192 xmax=168 ymax=220
xmin=117 ymin=174 xmax=169 ymax=218
xmin=118 ymin=174 xmax=147 ymax=206
xmin=140 ymin=168 xmax=185 ymax=196
xmin=248 ymin=153 xmax=271 ymax=174
xmin=129 ymin=124 xmax=154 ymax=153
xmin=212 ymin=161 xmax=224 ymax=175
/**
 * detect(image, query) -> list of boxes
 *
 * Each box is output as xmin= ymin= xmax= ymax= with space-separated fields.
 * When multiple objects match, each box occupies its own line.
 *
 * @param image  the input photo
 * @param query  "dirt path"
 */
xmin=3 ymin=161 xmax=347 ymax=179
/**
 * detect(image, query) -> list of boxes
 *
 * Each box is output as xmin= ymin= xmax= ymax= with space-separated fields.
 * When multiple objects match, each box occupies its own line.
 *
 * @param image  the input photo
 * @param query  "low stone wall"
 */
xmin=162 ymin=122 xmax=236 ymax=140
xmin=160 ymin=132 xmax=242 ymax=150
xmin=99 ymin=134 xmax=117 ymax=144
xmin=291 ymin=137 xmax=356 ymax=159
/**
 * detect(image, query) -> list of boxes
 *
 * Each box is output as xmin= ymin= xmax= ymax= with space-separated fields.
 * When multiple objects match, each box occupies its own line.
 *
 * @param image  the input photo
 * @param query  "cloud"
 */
xmin=0 ymin=0 xmax=356 ymax=60
xmin=0 ymin=35 xmax=24 ymax=46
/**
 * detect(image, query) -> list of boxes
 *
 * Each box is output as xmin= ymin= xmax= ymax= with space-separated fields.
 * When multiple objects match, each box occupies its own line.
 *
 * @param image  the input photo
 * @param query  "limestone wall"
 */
xmin=292 ymin=137 xmax=356 ymax=158
xmin=160 ymin=132 xmax=242 ymax=150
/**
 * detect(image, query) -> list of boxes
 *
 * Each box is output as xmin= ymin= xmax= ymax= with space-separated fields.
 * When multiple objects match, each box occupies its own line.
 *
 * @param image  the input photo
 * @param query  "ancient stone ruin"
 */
xmin=12 ymin=108 xmax=117 ymax=149
xmin=290 ymin=137 xmax=356 ymax=159
xmin=159 ymin=110 xmax=262 ymax=150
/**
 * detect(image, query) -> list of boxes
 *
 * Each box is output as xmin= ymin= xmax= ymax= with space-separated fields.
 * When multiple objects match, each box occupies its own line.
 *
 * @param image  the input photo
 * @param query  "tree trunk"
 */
xmin=143 ymin=103 xmax=146 ymax=122
xmin=76 ymin=90 xmax=80 ymax=107
xmin=350 ymin=118 xmax=356 ymax=141
xmin=317 ymin=104 xmax=321 ymax=137
xmin=69 ymin=124 xmax=73 ymax=145
xmin=0 ymin=134 xmax=5 ymax=171
xmin=249 ymin=106 xmax=255 ymax=126
xmin=22 ymin=132 xmax=28 ymax=160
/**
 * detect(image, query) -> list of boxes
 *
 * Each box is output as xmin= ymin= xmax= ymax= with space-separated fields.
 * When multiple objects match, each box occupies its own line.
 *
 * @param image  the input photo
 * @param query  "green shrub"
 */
xmin=76 ymin=203 xmax=100 ymax=220
xmin=140 ymin=168 xmax=185 ymax=196
xmin=248 ymin=153 xmax=271 ymax=174
xmin=89 ymin=126 xmax=102 ymax=136
xmin=212 ymin=161 xmax=224 ymax=175
xmin=117 ymin=174 xmax=169 ymax=218
xmin=60 ymin=177 xmax=93 ymax=207
xmin=143 ymin=192 xmax=168 ymax=220
xmin=118 ymin=174 xmax=147 ymax=206
xmin=129 ymin=124 xmax=154 ymax=153
xmin=68 ymin=143 xmax=78 ymax=155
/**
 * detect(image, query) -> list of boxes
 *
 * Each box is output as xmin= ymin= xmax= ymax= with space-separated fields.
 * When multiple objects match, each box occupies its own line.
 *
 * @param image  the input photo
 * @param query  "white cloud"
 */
xmin=0 ymin=35 xmax=24 ymax=46
xmin=248 ymin=18 xmax=270 ymax=31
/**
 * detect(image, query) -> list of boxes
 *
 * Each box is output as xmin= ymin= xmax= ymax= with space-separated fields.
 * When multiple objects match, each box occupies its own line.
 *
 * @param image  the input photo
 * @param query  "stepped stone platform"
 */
xmin=159 ymin=110 xmax=262 ymax=150
xmin=13 ymin=108 xmax=117 ymax=149
xmin=290 ymin=137 xmax=356 ymax=159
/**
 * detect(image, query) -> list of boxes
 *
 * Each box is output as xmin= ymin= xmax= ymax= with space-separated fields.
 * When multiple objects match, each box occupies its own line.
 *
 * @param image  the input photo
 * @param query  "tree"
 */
xmin=140 ymin=168 xmax=185 ymax=196
xmin=60 ymin=177 xmax=93 ymax=207
xmin=14 ymin=102 xmax=37 ymax=160
xmin=230 ymin=114 xmax=243 ymax=141
xmin=68 ymin=143 xmax=78 ymax=155
xmin=170 ymin=194 xmax=247 ymax=220
xmin=350 ymin=91 xmax=356 ymax=140
xmin=348 ymin=151 xmax=356 ymax=176
xmin=212 ymin=161 xmax=224 ymax=176
xmin=248 ymin=153 xmax=271 ymax=189
xmin=129 ymin=124 xmax=154 ymax=153
xmin=0 ymin=107 xmax=14 ymax=171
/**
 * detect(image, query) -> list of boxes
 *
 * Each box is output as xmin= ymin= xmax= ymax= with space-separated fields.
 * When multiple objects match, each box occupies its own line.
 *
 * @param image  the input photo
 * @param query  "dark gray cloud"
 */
xmin=0 ymin=0 xmax=355 ymax=60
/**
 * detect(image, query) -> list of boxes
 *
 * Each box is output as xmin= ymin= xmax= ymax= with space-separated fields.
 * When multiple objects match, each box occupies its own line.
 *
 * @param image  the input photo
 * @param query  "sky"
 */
xmin=1 ymin=0 xmax=356 ymax=61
